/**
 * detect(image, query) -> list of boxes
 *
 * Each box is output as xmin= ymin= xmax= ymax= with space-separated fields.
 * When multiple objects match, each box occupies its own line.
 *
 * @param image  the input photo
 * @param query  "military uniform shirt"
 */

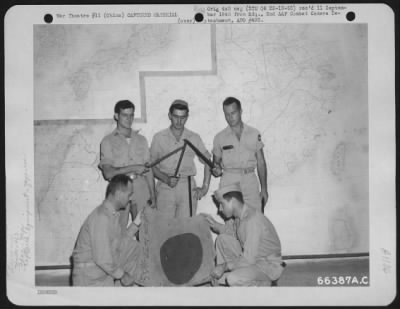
xmin=72 ymin=201 xmax=124 ymax=279
xmin=213 ymin=123 xmax=264 ymax=169
xmin=231 ymin=204 xmax=282 ymax=272
xmin=150 ymin=128 xmax=210 ymax=177
xmin=99 ymin=128 xmax=150 ymax=170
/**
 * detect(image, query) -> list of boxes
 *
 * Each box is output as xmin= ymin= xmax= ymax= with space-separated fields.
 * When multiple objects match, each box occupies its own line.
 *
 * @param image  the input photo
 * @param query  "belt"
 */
xmin=223 ymin=167 xmax=255 ymax=174
xmin=165 ymin=174 xmax=195 ymax=180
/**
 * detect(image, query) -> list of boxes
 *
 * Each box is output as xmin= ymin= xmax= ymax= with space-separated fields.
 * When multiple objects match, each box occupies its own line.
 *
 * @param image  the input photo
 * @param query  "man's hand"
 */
xmin=211 ymin=165 xmax=223 ymax=177
xmin=120 ymin=272 xmax=134 ymax=287
xmin=193 ymin=185 xmax=208 ymax=200
xmin=148 ymin=195 xmax=157 ymax=209
xmin=133 ymin=208 xmax=144 ymax=226
xmin=260 ymin=189 xmax=269 ymax=212
xmin=211 ymin=263 xmax=227 ymax=280
xmin=200 ymin=213 xmax=223 ymax=234
xmin=132 ymin=164 xmax=149 ymax=175
xmin=167 ymin=176 xmax=179 ymax=188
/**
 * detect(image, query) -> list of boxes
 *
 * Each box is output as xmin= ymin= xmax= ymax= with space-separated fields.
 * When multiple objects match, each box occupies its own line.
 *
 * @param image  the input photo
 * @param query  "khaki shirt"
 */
xmin=213 ymin=123 xmax=264 ymax=170
xmin=99 ymin=128 xmax=150 ymax=170
xmin=227 ymin=204 xmax=282 ymax=272
xmin=150 ymin=128 xmax=210 ymax=177
xmin=72 ymin=201 xmax=124 ymax=279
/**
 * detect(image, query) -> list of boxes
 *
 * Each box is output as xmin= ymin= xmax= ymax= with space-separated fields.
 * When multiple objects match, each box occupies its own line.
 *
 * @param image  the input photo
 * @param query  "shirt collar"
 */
xmin=113 ymin=128 xmax=138 ymax=139
xmin=239 ymin=204 xmax=249 ymax=221
xmin=227 ymin=122 xmax=248 ymax=137
xmin=167 ymin=127 xmax=188 ymax=141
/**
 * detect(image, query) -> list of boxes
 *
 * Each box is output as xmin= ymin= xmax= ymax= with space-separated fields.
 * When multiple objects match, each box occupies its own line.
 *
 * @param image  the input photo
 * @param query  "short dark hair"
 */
xmin=169 ymin=99 xmax=189 ymax=114
xmin=114 ymin=100 xmax=135 ymax=114
xmin=222 ymin=97 xmax=241 ymax=111
xmin=106 ymin=174 xmax=132 ymax=197
xmin=222 ymin=191 xmax=244 ymax=204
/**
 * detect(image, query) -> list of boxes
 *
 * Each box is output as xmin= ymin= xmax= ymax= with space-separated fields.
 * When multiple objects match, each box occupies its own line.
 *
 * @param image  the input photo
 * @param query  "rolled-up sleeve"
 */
xmin=99 ymin=138 xmax=114 ymax=170
xmin=90 ymin=214 xmax=124 ymax=279
xmin=212 ymin=134 xmax=222 ymax=158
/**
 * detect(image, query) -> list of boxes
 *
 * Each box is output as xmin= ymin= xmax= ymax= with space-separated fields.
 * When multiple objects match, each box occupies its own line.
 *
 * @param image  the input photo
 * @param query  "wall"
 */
xmin=34 ymin=23 xmax=368 ymax=265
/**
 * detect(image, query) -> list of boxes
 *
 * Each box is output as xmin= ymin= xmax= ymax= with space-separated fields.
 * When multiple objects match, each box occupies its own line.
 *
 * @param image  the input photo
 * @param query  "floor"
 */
xmin=36 ymin=256 xmax=369 ymax=287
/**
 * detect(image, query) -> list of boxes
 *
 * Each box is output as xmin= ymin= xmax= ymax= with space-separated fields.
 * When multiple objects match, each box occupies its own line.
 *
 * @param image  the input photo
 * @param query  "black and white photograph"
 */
xmin=5 ymin=3 xmax=396 ymax=306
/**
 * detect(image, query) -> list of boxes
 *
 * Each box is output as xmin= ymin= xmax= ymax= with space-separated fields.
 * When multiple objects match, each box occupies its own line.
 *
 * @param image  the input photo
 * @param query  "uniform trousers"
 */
xmin=72 ymin=235 xmax=142 ymax=286
xmin=155 ymin=176 xmax=197 ymax=218
xmin=215 ymin=234 xmax=283 ymax=286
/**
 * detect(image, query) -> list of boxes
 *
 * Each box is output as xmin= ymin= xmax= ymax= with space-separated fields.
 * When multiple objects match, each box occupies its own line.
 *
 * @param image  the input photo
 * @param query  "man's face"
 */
xmin=169 ymin=109 xmax=188 ymax=131
xmin=116 ymin=108 xmax=134 ymax=129
xmin=218 ymin=198 xmax=234 ymax=219
xmin=223 ymin=103 xmax=242 ymax=127
xmin=117 ymin=182 xmax=134 ymax=210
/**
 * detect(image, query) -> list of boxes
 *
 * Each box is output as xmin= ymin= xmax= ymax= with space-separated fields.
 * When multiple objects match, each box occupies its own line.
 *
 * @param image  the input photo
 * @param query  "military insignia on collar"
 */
xmin=258 ymin=134 xmax=262 ymax=141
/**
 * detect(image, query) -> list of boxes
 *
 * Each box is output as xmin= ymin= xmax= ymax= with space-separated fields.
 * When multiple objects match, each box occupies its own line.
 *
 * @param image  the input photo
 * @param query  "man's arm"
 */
xmin=201 ymin=213 xmax=231 ymax=235
xmin=149 ymin=134 xmax=179 ymax=188
xmin=228 ymin=218 xmax=262 ymax=270
xmin=99 ymin=138 xmax=148 ymax=181
xmin=211 ymin=154 xmax=223 ymax=177
xmin=211 ymin=133 xmax=224 ymax=177
xmin=193 ymin=148 xmax=213 ymax=199
xmin=256 ymin=148 xmax=268 ymax=210
xmin=101 ymin=164 xmax=149 ymax=181
xmin=145 ymin=169 xmax=156 ymax=206
xmin=151 ymin=166 xmax=179 ymax=188
xmin=91 ymin=215 xmax=124 ymax=280
xmin=202 ymin=164 xmax=212 ymax=191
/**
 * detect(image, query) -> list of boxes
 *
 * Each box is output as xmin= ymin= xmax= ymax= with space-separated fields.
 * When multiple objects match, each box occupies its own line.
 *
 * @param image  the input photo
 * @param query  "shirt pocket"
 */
xmin=110 ymin=139 xmax=127 ymax=166
xmin=131 ymin=145 xmax=147 ymax=164
xmin=221 ymin=145 xmax=236 ymax=167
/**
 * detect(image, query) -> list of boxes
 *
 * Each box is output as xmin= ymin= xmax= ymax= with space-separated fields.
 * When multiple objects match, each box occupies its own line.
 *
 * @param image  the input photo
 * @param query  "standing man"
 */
xmin=72 ymin=175 xmax=144 ymax=286
xmin=99 ymin=100 xmax=155 ymax=228
xmin=202 ymin=183 xmax=284 ymax=286
xmin=150 ymin=99 xmax=212 ymax=218
xmin=212 ymin=97 xmax=269 ymax=212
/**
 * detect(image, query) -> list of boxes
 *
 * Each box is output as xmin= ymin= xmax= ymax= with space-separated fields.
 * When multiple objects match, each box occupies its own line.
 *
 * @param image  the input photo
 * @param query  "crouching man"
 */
xmin=72 ymin=174 xmax=144 ymax=286
xmin=202 ymin=183 xmax=285 ymax=286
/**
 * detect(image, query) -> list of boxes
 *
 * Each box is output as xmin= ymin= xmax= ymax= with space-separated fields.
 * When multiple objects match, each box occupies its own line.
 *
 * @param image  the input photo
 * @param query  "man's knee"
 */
xmin=226 ymin=272 xmax=271 ymax=287
xmin=225 ymin=272 xmax=244 ymax=286
xmin=225 ymin=268 xmax=272 ymax=287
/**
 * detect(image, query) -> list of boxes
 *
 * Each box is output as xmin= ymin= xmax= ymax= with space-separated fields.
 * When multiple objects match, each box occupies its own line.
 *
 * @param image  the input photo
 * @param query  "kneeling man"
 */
xmin=203 ymin=183 xmax=285 ymax=286
xmin=72 ymin=174 xmax=143 ymax=286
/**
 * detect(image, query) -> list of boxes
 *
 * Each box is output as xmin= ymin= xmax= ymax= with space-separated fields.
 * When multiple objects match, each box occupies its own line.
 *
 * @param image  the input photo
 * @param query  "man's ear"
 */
xmin=168 ymin=112 xmax=172 ymax=121
xmin=114 ymin=113 xmax=119 ymax=122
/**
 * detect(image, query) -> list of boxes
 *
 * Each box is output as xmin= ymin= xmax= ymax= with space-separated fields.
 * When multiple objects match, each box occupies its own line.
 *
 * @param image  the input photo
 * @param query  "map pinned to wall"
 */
xmin=34 ymin=24 xmax=213 ymax=121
